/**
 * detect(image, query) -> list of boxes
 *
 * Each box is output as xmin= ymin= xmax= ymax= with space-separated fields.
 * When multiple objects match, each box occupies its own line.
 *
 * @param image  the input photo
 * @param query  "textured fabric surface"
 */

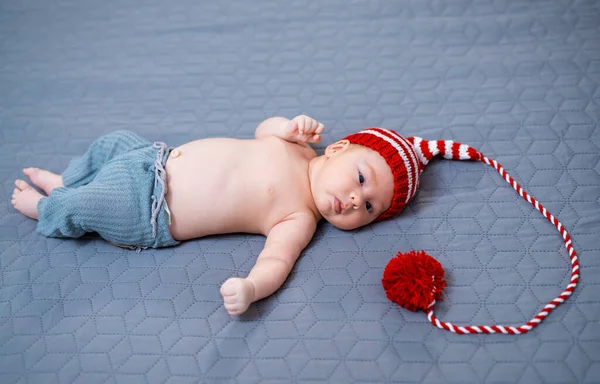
xmin=1 ymin=0 xmax=599 ymax=383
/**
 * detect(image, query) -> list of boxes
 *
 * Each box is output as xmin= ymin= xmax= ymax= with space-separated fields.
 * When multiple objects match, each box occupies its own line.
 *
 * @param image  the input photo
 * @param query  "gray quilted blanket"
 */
xmin=1 ymin=0 xmax=599 ymax=382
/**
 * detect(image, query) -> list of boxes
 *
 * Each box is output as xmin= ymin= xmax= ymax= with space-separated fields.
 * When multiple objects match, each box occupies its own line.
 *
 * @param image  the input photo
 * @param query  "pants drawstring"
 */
xmin=150 ymin=142 xmax=168 ymax=238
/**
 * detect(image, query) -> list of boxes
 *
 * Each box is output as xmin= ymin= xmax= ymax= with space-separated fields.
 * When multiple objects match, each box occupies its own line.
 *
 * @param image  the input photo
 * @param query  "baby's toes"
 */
xmin=23 ymin=167 xmax=37 ymax=176
xmin=15 ymin=179 xmax=31 ymax=191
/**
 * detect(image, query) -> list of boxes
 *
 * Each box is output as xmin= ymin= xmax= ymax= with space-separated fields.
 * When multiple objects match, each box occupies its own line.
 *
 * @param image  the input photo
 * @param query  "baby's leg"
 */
xmin=36 ymin=161 xmax=158 ymax=247
xmin=11 ymin=180 xmax=43 ymax=220
xmin=35 ymin=181 xmax=113 ymax=239
xmin=22 ymin=168 xmax=63 ymax=195
xmin=61 ymin=130 xmax=151 ymax=188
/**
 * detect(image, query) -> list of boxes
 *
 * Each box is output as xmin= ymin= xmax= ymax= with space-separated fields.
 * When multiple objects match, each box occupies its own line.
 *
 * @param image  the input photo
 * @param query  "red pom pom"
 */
xmin=382 ymin=250 xmax=447 ymax=312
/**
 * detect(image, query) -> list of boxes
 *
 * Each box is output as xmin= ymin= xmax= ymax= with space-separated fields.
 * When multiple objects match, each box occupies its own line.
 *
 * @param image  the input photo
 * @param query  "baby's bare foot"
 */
xmin=23 ymin=167 xmax=63 ymax=195
xmin=12 ymin=180 xmax=43 ymax=220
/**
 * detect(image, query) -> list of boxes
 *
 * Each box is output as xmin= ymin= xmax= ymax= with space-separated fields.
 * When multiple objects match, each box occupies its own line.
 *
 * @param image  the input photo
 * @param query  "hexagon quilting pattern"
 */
xmin=1 ymin=0 xmax=599 ymax=383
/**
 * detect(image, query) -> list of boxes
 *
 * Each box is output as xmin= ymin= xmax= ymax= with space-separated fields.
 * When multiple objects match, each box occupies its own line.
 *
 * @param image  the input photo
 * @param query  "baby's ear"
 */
xmin=325 ymin=139 xmax=350 ymax=157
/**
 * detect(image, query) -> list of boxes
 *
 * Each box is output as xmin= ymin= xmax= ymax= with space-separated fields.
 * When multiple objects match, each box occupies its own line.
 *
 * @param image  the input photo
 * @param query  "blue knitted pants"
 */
xmin=37 ymin=130 xmax=180 ymax=249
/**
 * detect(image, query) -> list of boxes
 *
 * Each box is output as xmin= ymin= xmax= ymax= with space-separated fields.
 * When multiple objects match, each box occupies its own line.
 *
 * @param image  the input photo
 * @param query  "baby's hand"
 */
xmin=220 ymin=277 xmax=255 ymax=315
xmin=284 ymin=115 xmax=324 ymax=144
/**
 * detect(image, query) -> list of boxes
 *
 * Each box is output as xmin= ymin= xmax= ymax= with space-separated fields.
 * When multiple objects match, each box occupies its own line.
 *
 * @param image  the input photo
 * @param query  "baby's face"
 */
xmin=311 ymin=141 xmax=394 ymax=230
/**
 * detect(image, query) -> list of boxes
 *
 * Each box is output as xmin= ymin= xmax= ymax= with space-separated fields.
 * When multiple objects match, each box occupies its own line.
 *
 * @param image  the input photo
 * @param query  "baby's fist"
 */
xmin=285 ymin=115 xmax=324 ymax=143
xmin=220 ymin=277 xmax=255 ymax=315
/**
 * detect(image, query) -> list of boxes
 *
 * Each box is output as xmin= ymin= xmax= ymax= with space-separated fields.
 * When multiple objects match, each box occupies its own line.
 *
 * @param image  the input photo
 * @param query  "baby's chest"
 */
xmin=244 ymin=162 xmax=311 ymax=210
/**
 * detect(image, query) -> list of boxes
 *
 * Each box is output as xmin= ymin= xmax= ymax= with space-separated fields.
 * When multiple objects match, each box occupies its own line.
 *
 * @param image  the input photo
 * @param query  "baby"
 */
xmin=12 ymin=115 xmax=455 ymax=315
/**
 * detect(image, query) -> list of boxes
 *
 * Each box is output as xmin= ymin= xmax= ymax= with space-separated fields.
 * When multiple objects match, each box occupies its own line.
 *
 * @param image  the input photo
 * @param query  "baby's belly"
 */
xmin=163 ymin=153 xmax=268 ymax=240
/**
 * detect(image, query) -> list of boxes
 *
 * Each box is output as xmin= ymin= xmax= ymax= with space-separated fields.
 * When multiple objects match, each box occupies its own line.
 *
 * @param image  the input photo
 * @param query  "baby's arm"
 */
xmin=220 ymin=213 xmax=317 ymax=315
xmin=255 ymin=115 xmax=324 ymax=144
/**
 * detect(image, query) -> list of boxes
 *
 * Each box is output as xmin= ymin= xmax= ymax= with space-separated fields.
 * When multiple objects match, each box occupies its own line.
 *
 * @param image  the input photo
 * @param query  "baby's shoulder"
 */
xmin=270 ymin=210 xmax=319 ymax=242
xmin=251 ymin=137 xmax=317 ymax=166
xmin=276 ymin=137 xmax=318 ymax=160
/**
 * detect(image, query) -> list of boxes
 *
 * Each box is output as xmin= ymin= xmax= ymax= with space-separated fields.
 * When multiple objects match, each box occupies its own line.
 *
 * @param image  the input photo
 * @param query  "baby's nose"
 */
xmin=350 ymin=191 xmax=363 ymax=208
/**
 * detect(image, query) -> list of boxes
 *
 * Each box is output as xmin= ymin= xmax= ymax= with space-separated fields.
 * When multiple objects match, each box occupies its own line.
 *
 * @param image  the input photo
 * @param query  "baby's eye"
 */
xmin=366 ymin=201 xmax=372 ymax=213
xmin=358 ymin=172 xmax=365 ymax=185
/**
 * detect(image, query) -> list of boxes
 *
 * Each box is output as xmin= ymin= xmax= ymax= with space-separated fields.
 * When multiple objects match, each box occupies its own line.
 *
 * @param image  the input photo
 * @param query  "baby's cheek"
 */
xmin=356 ymin=212 xmax=374 ymax=228
xmin=344 ymin=214 xmax=369 ymax=231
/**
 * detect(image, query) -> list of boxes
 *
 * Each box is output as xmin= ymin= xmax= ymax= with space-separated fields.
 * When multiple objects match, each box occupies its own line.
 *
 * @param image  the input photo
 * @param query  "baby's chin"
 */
xmin=322 ymin=215 xmax=363 ymax=231
xmin=316 ymin=199 xmax=370 ymax=230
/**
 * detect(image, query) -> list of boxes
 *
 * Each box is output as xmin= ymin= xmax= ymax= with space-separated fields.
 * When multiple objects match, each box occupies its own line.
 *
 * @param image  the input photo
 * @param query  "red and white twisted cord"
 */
xmin=426 ymin=155 xmax=580 ymax=335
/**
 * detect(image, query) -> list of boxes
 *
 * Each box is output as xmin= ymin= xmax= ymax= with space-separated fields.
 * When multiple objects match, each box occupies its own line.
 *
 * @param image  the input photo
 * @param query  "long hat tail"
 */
xmin=383 ymin=136 xmax=580 ymax=335
xmin=406 ymin=136 xmax=482 ymax=174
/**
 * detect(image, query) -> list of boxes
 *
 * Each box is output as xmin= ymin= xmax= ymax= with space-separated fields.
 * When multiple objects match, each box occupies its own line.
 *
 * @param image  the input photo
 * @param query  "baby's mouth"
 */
xmin=333 ymin=197 xmax=342 ymax=214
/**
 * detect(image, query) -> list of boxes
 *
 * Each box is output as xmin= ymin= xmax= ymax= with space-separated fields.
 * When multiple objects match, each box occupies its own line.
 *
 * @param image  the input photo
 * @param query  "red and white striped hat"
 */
xmin=344 ymin=128 xmax=481 ymax=221
xmin=344 ymin=128 xmax=579 ymax=335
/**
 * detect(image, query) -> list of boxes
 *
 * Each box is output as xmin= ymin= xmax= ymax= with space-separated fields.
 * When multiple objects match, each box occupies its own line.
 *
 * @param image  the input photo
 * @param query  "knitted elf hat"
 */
xmin=343 ymin=128 xmax=580 ymax=335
